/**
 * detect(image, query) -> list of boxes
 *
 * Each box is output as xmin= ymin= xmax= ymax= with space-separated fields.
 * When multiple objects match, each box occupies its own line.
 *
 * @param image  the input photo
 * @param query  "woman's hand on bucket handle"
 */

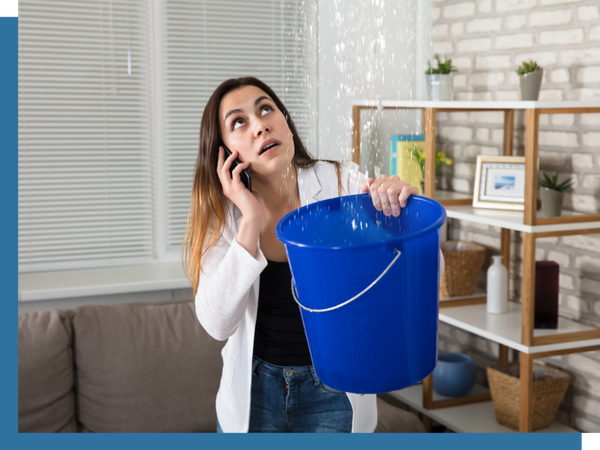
xmin=359 ymin=175 xmax=418 ymax=217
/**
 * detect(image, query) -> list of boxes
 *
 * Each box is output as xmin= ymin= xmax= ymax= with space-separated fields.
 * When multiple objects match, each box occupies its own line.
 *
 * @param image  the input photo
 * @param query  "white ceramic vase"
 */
xmin=487 ymin=255 xmax=508 ymax=314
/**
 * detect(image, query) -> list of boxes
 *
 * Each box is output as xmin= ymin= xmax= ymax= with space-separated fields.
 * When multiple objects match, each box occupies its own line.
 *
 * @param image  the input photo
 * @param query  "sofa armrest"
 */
xmin=19 ymin=309 xmax=77 ymax=432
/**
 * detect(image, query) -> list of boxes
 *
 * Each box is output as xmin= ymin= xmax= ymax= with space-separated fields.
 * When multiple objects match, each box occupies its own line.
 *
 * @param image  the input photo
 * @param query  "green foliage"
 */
xmin=410 ymin=146 xmax=453 ymax=179
xmin=425 ymin=55 xmax=457 ymax=75
xmin=516 ymin=60 xmax=542 ymax=76
xmin=538 ymin=171 xmax=573 ymax=193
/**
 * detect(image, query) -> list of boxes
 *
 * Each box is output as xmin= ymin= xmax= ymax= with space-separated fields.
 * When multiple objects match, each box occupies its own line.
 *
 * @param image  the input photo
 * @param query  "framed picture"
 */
xmin=473 ymin=156 xmax=529 ymax=210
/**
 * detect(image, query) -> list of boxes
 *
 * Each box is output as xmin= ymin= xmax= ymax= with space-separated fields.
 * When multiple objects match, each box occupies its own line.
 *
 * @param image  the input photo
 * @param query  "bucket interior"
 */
xmin=278 ymin=194 xmax=446 ymax=249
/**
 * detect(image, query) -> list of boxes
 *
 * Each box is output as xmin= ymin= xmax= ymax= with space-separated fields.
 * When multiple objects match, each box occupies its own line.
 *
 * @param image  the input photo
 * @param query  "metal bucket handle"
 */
xmin=291 ymin=248 xmax=402 ymax=313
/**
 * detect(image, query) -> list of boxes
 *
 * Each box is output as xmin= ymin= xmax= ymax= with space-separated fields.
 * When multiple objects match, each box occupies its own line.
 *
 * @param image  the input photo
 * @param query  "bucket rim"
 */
xmin=276 ymin=194 xmax=447 ymax=251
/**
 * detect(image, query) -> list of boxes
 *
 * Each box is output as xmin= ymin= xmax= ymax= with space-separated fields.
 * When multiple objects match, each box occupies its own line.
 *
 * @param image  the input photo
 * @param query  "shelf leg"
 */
xmin=521 ymin=233 xmax=536 ymax=347
xmin=519 ymin=352 xmax=534 ymax=433
xmin=419 ymin=413 xmax=433 ymax=432
xmin=352 ymin=105 xmax=361 ymax=166
xmin=422 ymin=373 xmax=434 ymax=410
xmin=498 ymin=344 xmax=509 ymax=364
xmin=424 ymin=108 xmax=436 ymax=198
xmin=524 ymin=108 xmax=540 ymax=226
xmin=503 ymin=110 xmax=514 ymax=156
xmin=501 ymin=227 xmax=511 ymax=297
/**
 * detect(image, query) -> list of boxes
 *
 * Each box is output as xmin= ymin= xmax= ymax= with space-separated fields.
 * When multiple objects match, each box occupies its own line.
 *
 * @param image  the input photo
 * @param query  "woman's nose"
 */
xmin=255 ymin=120 xmax=270 ymax=137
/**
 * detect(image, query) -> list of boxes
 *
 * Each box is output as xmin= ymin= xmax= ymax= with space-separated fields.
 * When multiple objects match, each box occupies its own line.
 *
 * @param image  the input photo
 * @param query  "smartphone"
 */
xmin=222 ymin=143 xmax=252 ymax=192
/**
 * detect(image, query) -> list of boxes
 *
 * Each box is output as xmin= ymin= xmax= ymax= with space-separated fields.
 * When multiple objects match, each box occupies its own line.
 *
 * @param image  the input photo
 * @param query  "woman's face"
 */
xmin=219 ymin=85 xmax=295 ymax=178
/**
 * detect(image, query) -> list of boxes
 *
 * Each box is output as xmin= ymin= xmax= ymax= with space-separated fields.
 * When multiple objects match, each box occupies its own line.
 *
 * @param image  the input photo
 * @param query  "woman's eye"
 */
xmin=261 ymin=106 xmax=273 ymax=115
xmin=232 ymin=119 xmax=244 ymax=130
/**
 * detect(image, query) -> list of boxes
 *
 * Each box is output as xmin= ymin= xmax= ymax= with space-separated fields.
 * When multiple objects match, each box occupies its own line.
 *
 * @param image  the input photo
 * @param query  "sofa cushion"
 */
xmin=71 ymin=300 xmax=224 ymax=432
xmin=18 ymin=309 xmax=77 ymax=432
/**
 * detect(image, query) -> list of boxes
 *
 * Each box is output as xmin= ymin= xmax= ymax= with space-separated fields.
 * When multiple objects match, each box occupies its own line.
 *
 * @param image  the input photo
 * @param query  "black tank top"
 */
xmin=252 ymin=260 xmax=312 ymax=366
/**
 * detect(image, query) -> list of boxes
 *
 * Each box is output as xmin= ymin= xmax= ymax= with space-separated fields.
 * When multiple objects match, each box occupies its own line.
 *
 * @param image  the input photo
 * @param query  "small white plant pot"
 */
xmin=426 ymin=74 xmax=454 ymax=101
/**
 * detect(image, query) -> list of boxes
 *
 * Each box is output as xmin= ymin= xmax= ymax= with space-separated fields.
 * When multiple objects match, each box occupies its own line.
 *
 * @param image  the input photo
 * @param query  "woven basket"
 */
xmin=487 ymin=362 xmax=571 ymax=431
xmin=439 ymin=241 xmax=486 ymax=297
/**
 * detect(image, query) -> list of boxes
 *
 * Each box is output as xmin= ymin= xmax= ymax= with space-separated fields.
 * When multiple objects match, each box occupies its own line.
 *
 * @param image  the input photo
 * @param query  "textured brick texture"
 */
xmin=433 ymin=0 xmax=600 ymax=432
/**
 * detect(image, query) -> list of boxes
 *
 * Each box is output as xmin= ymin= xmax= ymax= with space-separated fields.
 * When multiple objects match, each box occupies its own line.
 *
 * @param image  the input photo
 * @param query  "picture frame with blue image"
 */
xmin=473 ymin=155 xmax=530 ymax=211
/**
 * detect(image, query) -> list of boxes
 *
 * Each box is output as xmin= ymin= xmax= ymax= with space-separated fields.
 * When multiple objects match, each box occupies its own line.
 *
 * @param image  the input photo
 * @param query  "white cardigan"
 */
xmin=195 ymin=161 xmax=384 ymax=433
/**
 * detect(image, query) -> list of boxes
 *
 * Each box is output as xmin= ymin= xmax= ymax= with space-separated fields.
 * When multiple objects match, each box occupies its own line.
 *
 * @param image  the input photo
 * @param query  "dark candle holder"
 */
xmin=534 ymin=261 xmax=559 ymax=329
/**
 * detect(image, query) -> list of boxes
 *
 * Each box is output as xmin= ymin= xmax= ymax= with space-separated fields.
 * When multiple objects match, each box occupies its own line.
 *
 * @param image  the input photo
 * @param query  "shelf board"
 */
xmin=434 ymin=189 xmax=472 ymax=202
xmin=440 ymin=289 xmax=486 ymax=308
xmin=352 ymin=100 xmax=600 ymax=110
xmin=444 ymin=204 xmax=600 ymax=233
xmin=439 ymin=302 xmax=600 ymax=354
xmin=19 ymin=262 xmax=190 ymax=302
xmin=388 ymin=384 xmax=577 ymax=433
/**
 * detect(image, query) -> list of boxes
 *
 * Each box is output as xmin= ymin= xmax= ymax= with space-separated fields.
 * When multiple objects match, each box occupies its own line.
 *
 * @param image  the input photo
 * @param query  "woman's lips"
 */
xmin=259 ymin=143 xmax=280 ymax=157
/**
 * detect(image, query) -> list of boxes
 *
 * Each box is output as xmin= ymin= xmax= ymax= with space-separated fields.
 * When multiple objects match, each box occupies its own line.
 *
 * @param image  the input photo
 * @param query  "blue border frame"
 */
xmin=6 ymin=13 xmax=583 ymax=450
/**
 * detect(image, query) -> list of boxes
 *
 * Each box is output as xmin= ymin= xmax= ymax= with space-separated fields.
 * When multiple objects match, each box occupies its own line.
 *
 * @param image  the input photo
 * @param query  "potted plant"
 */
xmin=425 ymin=55 xmax=457 ymax=101
xmin=516 ymin=60 xmax=543 ymax=101
xmin=410 ymin=145 xmax=453 ymax=193
xmin=538 ymin=171 xmax=573 ymax=217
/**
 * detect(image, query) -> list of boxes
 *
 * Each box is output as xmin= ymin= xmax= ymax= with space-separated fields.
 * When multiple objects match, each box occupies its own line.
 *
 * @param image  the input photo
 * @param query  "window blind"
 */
xmin=163 ymin=0 xmax=317 ymax=251
xmin=18 ymin=0 xmax=155 ymax=272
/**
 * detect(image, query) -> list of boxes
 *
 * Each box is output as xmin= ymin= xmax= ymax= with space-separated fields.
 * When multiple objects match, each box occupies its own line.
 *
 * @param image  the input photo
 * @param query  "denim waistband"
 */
xmin=252 ymin=355 xmax=321 ymax=385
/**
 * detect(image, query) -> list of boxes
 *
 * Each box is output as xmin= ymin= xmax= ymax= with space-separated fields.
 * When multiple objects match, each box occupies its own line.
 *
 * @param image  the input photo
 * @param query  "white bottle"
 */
xmin=487 ymin=255 xmax=508 ymax=314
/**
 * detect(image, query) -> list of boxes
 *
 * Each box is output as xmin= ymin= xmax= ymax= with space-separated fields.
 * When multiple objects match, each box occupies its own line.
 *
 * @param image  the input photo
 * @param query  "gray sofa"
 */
xmin=18 ymin=300 xmax=425 ymax=433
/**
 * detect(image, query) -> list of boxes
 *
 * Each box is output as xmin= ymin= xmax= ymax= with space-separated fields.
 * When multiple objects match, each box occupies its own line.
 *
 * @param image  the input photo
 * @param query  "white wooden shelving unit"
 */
xmin=352 ymin=100 xmax=600 ymax=433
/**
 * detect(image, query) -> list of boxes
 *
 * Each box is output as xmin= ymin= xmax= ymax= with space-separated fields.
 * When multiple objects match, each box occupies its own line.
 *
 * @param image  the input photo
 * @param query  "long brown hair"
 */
xmin=183 ymin=77 xmax=340 ymax=295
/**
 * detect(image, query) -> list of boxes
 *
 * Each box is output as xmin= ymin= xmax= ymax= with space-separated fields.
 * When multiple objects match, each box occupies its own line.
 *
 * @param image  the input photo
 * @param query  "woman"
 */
xmin=184 ymin=77 xmax=418 ymax=433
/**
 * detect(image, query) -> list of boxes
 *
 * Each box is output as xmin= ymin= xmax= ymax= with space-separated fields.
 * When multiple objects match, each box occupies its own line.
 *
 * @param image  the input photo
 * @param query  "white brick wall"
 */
xmin=583 ymin=132 xmax=600 ymax=147
xmin=505 ymin=15 xmax=527 ymax=30
xmin=576 ymin=255 xmax=600 ymax=273
xmin=496 ymin=33 xmax=535 ymax=49
xmin=466 ymin=18 xmax=502 ymax=33
xmin=530 ymin=10 xmax=573 ymax=27
xmin=497 ymin=0 xmax=536 ymax=13
xmin=457 ymin=37 xmax=492 ymax=52
xmin=514 ymin=51 xmax=557 ymax=66
xmin=475 ymin=54 xmax=512 ymax=69
xmin=443 ymin=2 xmax=476 ymax=18
xmin=539 ymin=131 xmax=579 ymax=148
xmin=578 ymin=66 xmax=600 ymax=83
xmin=539 ymin=28 xmax=585 ymax=45
xmin=433 ymin=0 xmax=600 ymax=431
xmin=577 ymin=5 xmax=600 ymax=21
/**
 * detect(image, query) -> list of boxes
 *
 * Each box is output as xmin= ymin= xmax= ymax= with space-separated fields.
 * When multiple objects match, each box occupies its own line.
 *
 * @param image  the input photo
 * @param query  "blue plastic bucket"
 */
xmin=276 ymin=194 xmax=446 ymax=394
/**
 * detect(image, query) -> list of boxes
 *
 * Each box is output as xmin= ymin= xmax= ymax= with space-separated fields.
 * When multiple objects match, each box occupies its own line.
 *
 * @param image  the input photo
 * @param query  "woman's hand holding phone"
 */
xmin=217 ymin=146 xmax=265 ymax=256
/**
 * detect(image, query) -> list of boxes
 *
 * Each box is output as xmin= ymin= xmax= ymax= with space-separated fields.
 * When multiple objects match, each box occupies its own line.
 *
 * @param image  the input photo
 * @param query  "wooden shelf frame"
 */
xmin=351 ymin=101 xmax=600 ymax=433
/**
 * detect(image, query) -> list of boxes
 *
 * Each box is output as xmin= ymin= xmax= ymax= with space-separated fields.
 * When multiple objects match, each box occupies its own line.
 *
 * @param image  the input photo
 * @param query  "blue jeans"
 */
xmin=217 ymin=355 xmax=353 ymax=433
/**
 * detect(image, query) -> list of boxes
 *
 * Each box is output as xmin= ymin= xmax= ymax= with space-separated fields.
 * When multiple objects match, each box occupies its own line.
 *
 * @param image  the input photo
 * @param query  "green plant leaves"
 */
xmin=516 ymin=60 xmax=542 ymax=76
xmin=538 ymin=171 xmax=573 ymax=192
xmin=425 ymin=54 xmax=457 ymax=75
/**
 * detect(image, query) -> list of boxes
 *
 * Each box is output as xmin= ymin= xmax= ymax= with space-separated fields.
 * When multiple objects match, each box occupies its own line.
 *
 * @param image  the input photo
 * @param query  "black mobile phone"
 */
xmin=222 ymin=143 xmax=252 ymax=192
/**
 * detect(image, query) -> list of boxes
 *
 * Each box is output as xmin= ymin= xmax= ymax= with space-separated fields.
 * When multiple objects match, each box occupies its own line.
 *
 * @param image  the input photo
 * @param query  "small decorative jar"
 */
xmin=487 ymin=255 xmax=508 ymax=314
xmin=433 ymin=353 xmax=477 ymax=397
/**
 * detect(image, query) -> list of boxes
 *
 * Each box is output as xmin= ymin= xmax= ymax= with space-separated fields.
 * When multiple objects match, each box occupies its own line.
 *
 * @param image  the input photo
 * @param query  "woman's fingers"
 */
xmin=218 ymin=147 xmax=236 ymax=184
xmin=368 ymin=175 xmax=385 ymax=211
xmin=359 ymin=178 xmax=374 ymax=194
xmin=368 ymin=175 xmax=417 ymax=217
xmin=231 ymin=160 xmax=251 ymax=186
xmin=399 ymin=184 xmax=419 ymax=208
